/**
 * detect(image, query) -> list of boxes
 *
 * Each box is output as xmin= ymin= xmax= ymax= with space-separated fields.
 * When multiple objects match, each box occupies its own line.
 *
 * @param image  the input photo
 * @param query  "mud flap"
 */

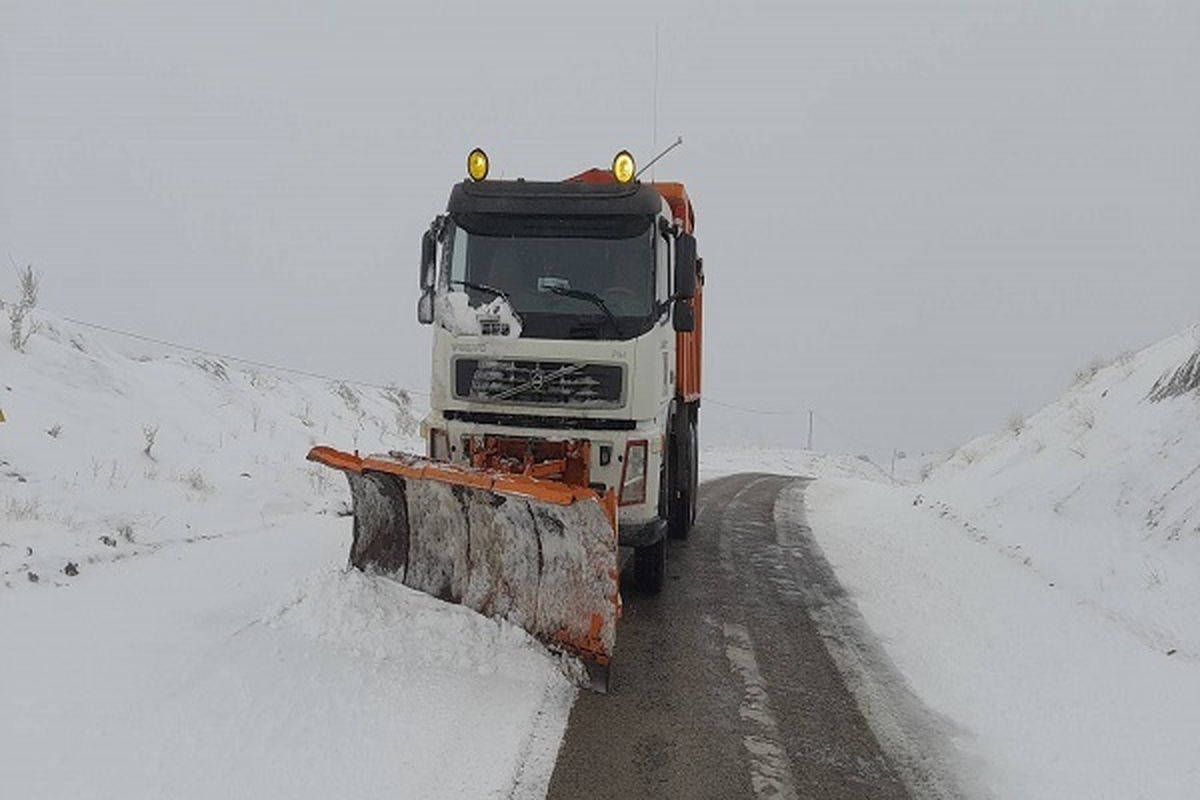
xmin=309 ymin=447 xmax=620 ymax=674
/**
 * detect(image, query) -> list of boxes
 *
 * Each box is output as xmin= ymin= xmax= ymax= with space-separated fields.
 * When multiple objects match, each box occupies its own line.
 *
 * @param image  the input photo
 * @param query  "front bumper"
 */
xmin=424 ymin=411 xmax=666 ymax=532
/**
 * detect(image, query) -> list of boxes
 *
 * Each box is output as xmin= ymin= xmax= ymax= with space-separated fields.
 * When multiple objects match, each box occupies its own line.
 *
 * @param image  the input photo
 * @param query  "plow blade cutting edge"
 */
xmin=307 ymin=446 xmax=620 ymax=689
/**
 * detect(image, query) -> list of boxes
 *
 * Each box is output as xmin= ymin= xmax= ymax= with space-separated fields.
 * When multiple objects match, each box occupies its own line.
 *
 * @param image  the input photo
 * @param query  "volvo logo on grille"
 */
xmin=530 ymin=370 xmax=546 ymax=391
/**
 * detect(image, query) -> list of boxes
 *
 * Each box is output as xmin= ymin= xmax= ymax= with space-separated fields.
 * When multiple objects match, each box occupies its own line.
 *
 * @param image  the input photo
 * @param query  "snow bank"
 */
xmin=924 ymin=324 xmax=1200 ymax=657
xmin=800 ymin=476 xmax=1200 ymax=800
xmin=700 ymin=445 xmax=895 ymax=484
xmin=0 ymin=308 xmax=418 ymax=587
xmin=778 ymin=323 xmax=1200 ymax=798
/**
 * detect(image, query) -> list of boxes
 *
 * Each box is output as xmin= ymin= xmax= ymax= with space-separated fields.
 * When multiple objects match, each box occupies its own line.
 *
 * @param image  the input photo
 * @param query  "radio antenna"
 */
xmin=652 ymin=23 xmax=659 ymax=175
xmin=636 ymin=136 xmax=683 ymax=179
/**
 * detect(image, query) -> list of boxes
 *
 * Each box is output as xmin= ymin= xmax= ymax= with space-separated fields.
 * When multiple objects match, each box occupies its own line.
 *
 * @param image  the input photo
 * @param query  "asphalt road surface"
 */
xmin=547 ymin=473 xmax=958 ymax=800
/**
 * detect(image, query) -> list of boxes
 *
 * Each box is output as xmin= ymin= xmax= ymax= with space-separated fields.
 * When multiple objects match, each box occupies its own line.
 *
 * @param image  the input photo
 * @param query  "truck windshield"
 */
xmin=444 ymin=216 xmax=658 ymax=341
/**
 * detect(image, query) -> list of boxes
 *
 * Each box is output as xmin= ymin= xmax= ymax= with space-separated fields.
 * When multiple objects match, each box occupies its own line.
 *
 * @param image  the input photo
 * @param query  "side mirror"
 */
xmin=417 ymin=290 xmax=434 ymax=325
xmin=418 ymin=217 xmax=444 ymax=325
xmin=674 ymin=233 xmax=697 ymax=299
xmin=420 ymin=227 xmax=437 ymax=291
xmin=673 ymin=298 xmax=695 ymax=333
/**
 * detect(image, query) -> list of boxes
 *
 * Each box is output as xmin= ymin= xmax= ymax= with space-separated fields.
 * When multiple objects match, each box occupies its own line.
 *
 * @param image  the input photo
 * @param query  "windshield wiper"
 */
xmin=547 ymin=286 xmax=623 ymax=338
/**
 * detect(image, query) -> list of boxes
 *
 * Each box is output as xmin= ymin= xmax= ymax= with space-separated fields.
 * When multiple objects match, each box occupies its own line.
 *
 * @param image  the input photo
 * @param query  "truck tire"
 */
xmin=668 ymin=412 xmax=696 ymax=540
xmin=634 ymin=537 xmax=666 ymax=594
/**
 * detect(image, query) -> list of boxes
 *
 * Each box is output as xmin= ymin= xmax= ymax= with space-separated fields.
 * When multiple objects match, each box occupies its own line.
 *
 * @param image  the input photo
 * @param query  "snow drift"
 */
xmin=802 ymin=323 xmax=1200 ymax=799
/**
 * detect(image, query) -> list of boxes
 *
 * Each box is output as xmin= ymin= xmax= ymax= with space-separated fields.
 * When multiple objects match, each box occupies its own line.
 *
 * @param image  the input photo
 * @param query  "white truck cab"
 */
xmin=415 ymin=151 xmax=703 ymax=592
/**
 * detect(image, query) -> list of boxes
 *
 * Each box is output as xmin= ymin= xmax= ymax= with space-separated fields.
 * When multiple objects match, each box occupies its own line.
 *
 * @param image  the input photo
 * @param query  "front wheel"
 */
xmin=669 ymin=412 xmax=697 ymax=540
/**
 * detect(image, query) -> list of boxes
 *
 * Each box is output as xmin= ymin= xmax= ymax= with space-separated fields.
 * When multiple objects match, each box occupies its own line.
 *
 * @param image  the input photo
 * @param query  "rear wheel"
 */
xmin=634 ymin=537 xmax=666 ymax=594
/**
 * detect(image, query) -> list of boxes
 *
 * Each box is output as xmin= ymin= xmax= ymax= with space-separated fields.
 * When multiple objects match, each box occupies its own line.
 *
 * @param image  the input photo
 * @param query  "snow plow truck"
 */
xmin=309 ymin=148 xmax=703 ymax=689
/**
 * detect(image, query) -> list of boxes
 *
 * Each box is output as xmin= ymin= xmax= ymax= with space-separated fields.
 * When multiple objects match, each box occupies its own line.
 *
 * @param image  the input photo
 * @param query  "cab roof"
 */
xmin=448 ymin=179 xmax=665 ymax=219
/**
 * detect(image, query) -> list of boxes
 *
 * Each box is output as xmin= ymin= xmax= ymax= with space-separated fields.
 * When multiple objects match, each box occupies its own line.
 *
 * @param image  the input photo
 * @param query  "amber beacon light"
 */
xmin=612 ymin=150 xmax=636 ymax=184
xmin=467 ymin=148 xmax=489 ymax=181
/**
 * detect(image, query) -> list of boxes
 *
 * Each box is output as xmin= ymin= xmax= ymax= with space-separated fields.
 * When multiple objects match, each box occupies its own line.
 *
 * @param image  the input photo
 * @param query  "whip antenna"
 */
xmin=636 ymin=136 xmax=683 ymax=179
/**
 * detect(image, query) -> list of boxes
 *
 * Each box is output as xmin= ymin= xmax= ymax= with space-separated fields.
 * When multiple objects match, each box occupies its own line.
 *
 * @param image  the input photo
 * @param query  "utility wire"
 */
xmin=55 ymin=313 xmax=430 ymax=397
xmin=705 ymin=396 xmax=894 ymax=455
xmin=704 ymin=396 xmax=803 ymax=416
xmin=53 ymin=311 xmax=896 ymax=453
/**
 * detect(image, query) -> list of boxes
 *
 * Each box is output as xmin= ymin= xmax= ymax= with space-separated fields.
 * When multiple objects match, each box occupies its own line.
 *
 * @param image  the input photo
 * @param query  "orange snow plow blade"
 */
xmin=307 ymin=446 xmax=620 ymax=688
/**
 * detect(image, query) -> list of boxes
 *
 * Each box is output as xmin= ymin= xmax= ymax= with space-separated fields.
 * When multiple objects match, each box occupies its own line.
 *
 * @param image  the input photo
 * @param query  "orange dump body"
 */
xmin=652 ymin=181 xmax=704 ymax=404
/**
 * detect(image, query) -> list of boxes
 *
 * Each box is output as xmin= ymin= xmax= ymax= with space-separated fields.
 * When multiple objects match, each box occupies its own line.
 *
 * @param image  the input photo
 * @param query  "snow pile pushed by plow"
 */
xmin=0 ymin=307 xmax=576 ymax=800
xmin=267 ymin=567 xmax=577 ymax=685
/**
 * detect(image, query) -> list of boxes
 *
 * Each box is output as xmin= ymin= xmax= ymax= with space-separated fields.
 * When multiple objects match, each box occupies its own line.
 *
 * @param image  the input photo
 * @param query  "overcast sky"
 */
xmin=3 ymin=1 xmax=1197 ymax=465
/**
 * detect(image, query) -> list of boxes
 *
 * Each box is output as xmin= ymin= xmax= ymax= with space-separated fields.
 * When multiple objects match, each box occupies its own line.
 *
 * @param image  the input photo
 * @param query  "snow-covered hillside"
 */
xmin=0 ymin=307 xmax=575 ymax=799
xmin=1 ymin=313 xmax=417 ymax=588
xmin=928 ymin=324 xmax=1200 ymax=659
xmin=802 ymin=324 xmax=1200 ymax=799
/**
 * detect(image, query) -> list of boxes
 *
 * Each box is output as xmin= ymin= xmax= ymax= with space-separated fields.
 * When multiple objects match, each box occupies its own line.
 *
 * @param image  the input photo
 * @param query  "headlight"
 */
xmin=429 ymin=428 xmax=451 ymax=461
xmin=619 ymin=440 xmax=648 ymax=505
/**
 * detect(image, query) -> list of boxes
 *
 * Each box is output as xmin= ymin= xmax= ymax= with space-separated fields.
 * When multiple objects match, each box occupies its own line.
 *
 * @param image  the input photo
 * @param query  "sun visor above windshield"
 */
xmin=448 ymin=180 xmax=664 ymax=218
xmin=453 ymin=213 xmax=654 ymax=239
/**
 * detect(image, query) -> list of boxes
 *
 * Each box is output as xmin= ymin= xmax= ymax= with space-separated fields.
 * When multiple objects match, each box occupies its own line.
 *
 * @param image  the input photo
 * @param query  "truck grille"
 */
xmin=454 ymin=358 xmax=624 ymax=407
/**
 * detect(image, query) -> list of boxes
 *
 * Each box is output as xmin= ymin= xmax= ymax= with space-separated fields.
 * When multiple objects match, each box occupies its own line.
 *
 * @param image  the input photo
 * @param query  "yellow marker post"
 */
xmin=0 ymin=408 xmax=5 ymax=423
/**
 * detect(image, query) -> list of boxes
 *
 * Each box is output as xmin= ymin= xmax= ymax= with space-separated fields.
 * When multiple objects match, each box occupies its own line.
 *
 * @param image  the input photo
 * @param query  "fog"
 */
xmin=3 ymin=1 xmax=1197 ymax=465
